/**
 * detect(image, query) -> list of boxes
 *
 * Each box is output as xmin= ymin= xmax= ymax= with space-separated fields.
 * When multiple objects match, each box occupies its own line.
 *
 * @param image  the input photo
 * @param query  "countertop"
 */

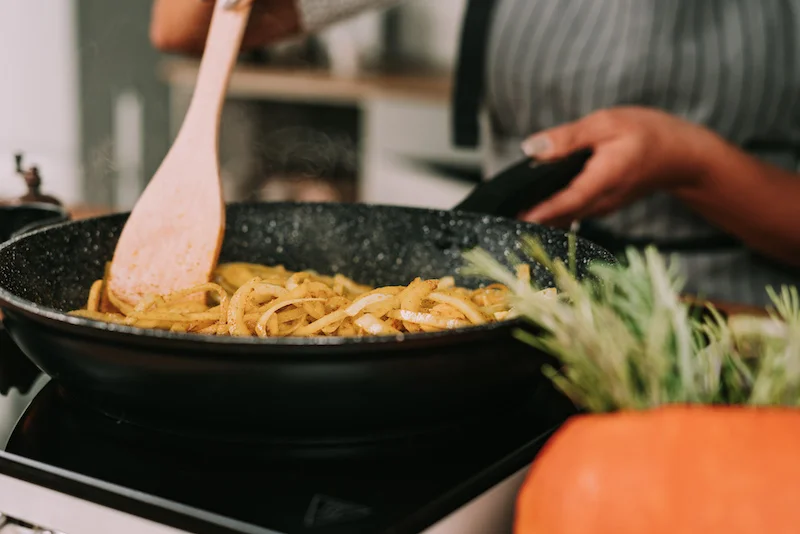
xmin=158 ymin=58 xmax=453 ymax=104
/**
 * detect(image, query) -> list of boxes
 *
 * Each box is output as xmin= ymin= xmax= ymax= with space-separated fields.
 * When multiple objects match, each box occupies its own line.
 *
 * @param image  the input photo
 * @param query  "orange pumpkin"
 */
xmin=515 ymin=406 xmax=800 ymax=534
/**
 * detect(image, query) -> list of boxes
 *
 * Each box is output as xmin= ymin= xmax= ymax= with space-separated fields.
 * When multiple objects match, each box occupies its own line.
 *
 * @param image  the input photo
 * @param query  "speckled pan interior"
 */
xmin=0 ymin=202 xmax=614 ymax=343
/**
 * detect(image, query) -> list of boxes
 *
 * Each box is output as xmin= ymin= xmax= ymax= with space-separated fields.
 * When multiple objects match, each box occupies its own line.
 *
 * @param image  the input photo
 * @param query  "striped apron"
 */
xmin=475 ymin=0 xmax=800 ymax=306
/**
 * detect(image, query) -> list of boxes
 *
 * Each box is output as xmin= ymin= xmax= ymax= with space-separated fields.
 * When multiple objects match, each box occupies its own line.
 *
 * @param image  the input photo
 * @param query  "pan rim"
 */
xmin=0 ymin=202 xmax=614 ymax=350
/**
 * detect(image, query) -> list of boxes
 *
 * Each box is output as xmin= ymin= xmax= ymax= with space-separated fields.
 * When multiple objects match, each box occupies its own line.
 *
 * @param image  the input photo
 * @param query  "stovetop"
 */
xmin=0 ymin=327 xmax=575 ymax=534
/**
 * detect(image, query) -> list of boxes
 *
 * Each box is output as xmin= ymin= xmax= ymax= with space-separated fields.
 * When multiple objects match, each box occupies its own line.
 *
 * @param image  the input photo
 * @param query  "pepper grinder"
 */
xmin=15 ymin=153 xmax=62 ymax=206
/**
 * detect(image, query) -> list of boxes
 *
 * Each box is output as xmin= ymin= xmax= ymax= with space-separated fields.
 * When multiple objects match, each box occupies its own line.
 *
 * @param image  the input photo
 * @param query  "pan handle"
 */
xmin=452 ymin=149 xmax=592 ymax=218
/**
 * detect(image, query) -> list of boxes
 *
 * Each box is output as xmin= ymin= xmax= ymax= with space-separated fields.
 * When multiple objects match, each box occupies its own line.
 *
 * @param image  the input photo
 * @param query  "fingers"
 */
xmin=521 ymin=110 xmax=618 ymax=161
xmin=578 ymin=194 xmax=624 ymax=219
xmin=522 ymin=150 xmax=629 ymax=223
xmin=524 ymin=192 xmax=625 ymax=228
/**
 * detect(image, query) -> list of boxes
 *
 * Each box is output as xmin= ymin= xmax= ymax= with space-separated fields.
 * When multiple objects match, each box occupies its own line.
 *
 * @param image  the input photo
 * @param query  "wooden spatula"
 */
xmin=108 ymin=0 xmax=253 ymax=306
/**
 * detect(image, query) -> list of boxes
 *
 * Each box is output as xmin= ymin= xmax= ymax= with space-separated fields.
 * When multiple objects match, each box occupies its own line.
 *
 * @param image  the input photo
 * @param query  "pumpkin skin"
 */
xmin=515 ymin=406 xmax=800 ymax=534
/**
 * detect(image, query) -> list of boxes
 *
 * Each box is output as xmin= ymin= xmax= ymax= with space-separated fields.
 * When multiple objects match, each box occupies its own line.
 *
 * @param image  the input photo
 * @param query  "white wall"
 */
xmin=0 ymin=0 xmax=81 ymax=204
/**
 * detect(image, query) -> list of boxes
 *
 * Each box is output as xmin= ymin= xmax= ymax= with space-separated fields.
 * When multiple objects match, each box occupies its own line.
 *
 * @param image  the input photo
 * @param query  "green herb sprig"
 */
xmin=464 ymin=238 xmax=800 ymax=412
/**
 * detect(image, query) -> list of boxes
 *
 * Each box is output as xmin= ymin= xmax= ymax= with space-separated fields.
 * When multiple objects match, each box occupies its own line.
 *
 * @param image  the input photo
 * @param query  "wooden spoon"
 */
xmin=108 ymin=0 xmax=253 ymax=306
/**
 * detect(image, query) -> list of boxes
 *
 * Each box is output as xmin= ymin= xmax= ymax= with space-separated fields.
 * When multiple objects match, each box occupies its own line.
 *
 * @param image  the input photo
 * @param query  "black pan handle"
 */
xmin=453 ymin=149 xmax=592 ymax=218
xmin=451 ymin=149 xmax=744 ymax=255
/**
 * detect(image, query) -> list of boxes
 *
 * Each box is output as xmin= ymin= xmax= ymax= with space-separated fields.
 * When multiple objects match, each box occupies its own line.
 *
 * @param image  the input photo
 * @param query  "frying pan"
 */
xmin=0 ymin=203 xmax=69 ymax=397
xmin=0 ymin=202 xmax=69 ymax=241
xmin=0 ymin=150 xmax=613 ymax=443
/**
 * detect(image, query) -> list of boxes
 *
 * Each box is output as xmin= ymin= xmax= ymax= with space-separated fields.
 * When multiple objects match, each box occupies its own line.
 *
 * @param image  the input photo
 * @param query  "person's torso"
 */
xmin=481 ymin=0 xmax=800 ymax=306
xmin=485 ymin=0 xmax=800 ymax=157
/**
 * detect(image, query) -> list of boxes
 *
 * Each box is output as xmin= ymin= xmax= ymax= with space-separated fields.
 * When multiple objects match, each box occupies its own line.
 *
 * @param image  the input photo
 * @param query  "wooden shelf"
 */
xmin=158 ymin=58 xmax=453 ymax=105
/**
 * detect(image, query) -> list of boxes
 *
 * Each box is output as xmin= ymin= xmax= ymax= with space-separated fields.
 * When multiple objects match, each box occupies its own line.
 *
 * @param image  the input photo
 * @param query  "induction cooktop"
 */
xmin=0 ymin=326 xmax=575 ymax=534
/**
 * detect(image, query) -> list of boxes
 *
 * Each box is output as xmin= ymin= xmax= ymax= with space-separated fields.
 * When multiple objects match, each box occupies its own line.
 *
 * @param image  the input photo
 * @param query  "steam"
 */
xmin=247 ymin=126 xmax=358 ymax=202
xmin=258 ymin=126 xmax=357 ymax=180
xmin=85 ymin=138 xmax=117 ymax=206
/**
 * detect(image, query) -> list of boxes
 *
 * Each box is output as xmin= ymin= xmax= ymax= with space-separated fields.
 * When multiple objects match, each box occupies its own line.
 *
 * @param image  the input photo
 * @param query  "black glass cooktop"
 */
xmin=0 ymin=327 xmax=575 ymax=534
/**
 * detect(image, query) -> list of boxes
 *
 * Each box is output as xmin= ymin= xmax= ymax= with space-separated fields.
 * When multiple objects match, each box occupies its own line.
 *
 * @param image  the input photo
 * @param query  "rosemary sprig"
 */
xmin=464 ymin=241 xmax=800 ymax=412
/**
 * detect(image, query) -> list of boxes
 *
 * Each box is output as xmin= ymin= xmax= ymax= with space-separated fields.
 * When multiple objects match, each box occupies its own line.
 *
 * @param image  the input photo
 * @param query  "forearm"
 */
xmin=150 ymin=0 xmax=398 ymax=54
xmin=150 ymin=0 xmax=301 ymax=54
xmin=676 ymin=133 xmax=800 ymax=267
xmin=150 ymin=0 xmax=212 ymax=53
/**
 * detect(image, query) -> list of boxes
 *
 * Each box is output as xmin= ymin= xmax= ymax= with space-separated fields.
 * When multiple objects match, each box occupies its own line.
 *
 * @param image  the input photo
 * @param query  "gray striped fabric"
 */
xmin=483 ymin=0 xmax=800 ymax=306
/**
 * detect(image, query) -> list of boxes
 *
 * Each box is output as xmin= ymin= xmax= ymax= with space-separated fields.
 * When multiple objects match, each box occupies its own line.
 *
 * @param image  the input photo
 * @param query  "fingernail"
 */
xmin=521 ymin=135 xmax=553 ymax=157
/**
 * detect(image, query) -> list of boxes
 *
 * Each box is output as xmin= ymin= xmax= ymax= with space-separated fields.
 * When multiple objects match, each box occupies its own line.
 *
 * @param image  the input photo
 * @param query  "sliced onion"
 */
xmin=285 ymin=272 xmax=311 ymax=291
xmin=355 ymin=314 xmax=399 ymax=335
xmin=399 ymin=279 xmax=437 ymax=312
xmin=437 ymin=276 xmax=455 ymax=289
xmin=345 ymin=293 xmax=393 ymax=316
xmin=255 ymin=298 xmax=325 ymax=337
xmin=250 ymin=284 xmax=289 ymax=304
xmin=228 ymin=278 xmax=263 ymax=336
xmin=388 ymin=309 xmax=470 ymax=330
xmin=293 ymin=309 xmax=349 ymax=336
xmin=427 ymin=292 xmax=487 ymax=324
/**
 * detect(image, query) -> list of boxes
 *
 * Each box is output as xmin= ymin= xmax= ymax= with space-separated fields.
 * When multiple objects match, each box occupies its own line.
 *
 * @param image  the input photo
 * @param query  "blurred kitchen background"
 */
xmin=1 ymin=0 xmax=483 ymax=213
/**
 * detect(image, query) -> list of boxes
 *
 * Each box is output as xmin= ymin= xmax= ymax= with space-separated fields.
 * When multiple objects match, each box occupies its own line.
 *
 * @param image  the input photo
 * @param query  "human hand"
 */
xmin=519 ymin=107 xmax=716 ymax=227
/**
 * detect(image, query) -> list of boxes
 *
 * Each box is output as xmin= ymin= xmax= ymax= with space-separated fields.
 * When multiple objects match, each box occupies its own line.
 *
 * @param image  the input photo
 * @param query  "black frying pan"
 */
xmin=0 ymin=203 xmax=69 ymax=396
xmin=0 ymin=202 xmax=69 ymax=241
xmin=0 ymin=151 xmax=611 ymax=443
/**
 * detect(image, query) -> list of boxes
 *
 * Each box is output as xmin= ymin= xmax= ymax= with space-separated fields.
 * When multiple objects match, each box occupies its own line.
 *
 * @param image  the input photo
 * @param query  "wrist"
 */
xmin=672 ymin=126 xmax=729 ymax=194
